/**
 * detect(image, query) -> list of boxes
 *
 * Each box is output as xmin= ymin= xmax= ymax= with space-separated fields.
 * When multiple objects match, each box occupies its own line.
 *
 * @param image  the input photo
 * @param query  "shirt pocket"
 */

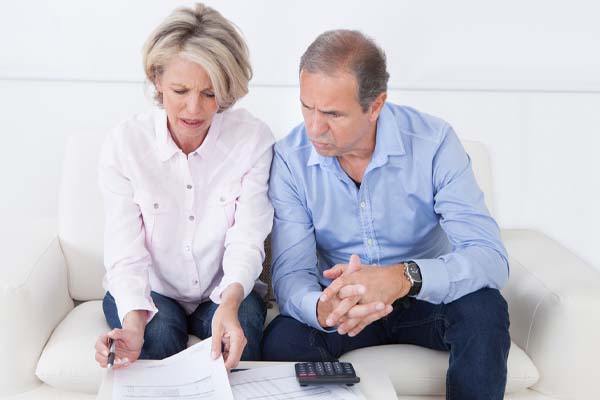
xmin=137 ymin=194 xmax=178 ymax=251
xmin=207 ymin=181 xmax=242 ymax=233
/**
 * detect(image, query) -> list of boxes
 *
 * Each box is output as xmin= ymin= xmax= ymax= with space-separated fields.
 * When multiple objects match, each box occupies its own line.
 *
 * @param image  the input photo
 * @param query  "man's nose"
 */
xmin=306 ymin=111 xmax=327 ymax=137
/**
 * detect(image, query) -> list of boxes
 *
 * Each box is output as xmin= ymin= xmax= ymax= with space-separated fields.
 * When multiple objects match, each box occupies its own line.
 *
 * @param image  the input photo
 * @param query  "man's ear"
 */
xmin=368 ymin=92 xmax=387 ymax=122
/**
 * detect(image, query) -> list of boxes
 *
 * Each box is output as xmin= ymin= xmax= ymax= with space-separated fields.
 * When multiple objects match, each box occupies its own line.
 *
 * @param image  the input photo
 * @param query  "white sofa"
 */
xmin=2 ymin=127 xmax=600 ymax=400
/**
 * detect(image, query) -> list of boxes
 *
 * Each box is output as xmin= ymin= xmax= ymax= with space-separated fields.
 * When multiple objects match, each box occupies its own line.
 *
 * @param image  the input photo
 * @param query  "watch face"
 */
xmin=408 ymin=263 xmax=422 ymax=282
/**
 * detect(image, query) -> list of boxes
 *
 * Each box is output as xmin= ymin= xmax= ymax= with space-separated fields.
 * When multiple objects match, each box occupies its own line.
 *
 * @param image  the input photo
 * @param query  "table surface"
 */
xmin=96 ymin=360 xmax=397 ymax=400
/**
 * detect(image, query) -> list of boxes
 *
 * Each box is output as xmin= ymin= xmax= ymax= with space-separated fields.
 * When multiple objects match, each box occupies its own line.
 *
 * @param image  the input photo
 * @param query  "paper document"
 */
xmin=113 ymin=339 xmax=233 ymax=400
xmin=229 ymin=364 xmax=366 ymax=400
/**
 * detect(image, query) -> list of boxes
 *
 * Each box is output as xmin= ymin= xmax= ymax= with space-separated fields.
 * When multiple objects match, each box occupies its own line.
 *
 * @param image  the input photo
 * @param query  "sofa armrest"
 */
xmin=501 ymin=229 xmax=600 ymax=400
xmin=0 ymin=220 xmax=74 ymax=396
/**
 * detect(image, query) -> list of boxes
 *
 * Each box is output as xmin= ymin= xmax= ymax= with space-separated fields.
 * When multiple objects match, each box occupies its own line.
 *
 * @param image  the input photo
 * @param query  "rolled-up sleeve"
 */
xmin=415 ymin=125 xmax=509 ymax=304
xmin=209 ymin=124 xmax=275 ymax=303
xmin=99 ymin=130 xmax=157 ymax=323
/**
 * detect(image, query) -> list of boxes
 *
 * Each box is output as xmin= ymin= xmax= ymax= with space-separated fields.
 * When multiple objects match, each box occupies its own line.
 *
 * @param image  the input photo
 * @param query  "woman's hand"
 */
xmin=94 ymin=310 xmax=147 ymax=369
xmin=211 ymin=283 xmax=247 ymax=370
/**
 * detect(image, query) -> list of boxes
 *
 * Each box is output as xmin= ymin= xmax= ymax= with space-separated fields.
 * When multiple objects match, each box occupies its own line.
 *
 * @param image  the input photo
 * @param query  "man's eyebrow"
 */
xmin=300 ymin=99 xmax=344 ymax=115
xmin=300 ymin=99 xmax=313 ymax=109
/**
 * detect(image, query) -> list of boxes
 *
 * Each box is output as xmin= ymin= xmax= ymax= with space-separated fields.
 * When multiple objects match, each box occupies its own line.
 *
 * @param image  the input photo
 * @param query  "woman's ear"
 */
xmin=154 ymin=74 xmax=163 ymax=93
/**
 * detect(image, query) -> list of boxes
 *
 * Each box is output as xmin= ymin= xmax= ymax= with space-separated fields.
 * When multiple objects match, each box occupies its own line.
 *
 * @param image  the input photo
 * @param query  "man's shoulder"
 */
xmin=385 ymin=103 xmax=452 ymax=146
xmin=273 ymin=122 xmax=312 ymax=162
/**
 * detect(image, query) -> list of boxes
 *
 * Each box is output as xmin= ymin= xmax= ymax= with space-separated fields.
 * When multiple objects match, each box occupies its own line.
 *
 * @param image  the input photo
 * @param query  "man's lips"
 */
xmin=311 ymin=140 xmax=331 ymax=149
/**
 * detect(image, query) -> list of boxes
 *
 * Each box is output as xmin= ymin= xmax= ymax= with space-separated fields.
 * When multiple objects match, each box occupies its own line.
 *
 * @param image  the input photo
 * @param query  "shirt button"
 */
xmin=219 ymin=196 xmax=226 ymax=202
xmin=185 ymin=245 xmax=191 ymax=251
xmin=367 ymin=238 xmax=373 ymax=245
xmin=193 ymin=280 xmax=198 ymax=285
xmin=153 ymin=203 xmax=159 ymax=209
xmin=188 ymin=215 xmax=195 ymax=221
xmin=186 ymin=184 xmax=192 ymax=189
xmin=360 ymin=201 xmax=366 ymax=208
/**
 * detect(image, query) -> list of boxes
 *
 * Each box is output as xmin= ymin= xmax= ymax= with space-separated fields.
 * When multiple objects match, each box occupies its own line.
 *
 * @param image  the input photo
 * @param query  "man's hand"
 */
xmin=94 ymin=310 xmax=147 ymax=369
xmin=320 ymin=255 xmax=411 ymax=335
xmin=316 ymin=255 xmax=394 ymax=336
xmin=211 ymin=283 xmax=247 ymax=370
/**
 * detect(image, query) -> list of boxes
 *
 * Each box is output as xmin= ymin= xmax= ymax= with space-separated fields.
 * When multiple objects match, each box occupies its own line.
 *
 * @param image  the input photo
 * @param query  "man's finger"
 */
xmin=326 ymin=297 xmax=360 ymax=326
xmin=348 ymin=304 xmax=394 ymax=337
xmin=345 ymin=254 xmax=362 ymax=275
xmin=320 ymin=278 xmax=347 ymax=302
xmin=338 ymin=284 xmax=366 ymax=299
xmin=323 ymin=263 xmax=346 ymax=279
xmin=346 ymin=301 xmax=385 ymax=319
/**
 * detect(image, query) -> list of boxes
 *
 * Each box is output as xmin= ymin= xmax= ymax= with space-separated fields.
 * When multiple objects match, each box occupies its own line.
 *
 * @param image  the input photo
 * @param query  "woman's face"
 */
xmin=155 ymin=55 xmax=219 ymax=143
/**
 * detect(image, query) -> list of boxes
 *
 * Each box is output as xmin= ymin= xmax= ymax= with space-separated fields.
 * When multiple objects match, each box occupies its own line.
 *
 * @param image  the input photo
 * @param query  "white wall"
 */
xmin=1 ymin=0 xmax=599 ymax=270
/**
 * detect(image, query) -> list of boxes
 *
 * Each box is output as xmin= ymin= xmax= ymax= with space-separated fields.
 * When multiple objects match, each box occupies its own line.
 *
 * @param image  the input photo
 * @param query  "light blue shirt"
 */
xmin=268 ymin=103 xmax=509 ymax=331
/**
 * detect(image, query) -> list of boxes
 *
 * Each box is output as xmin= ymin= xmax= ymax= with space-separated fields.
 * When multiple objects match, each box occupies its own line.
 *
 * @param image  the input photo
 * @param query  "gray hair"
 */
xmin=300 ymin=30 xmax=389 ymax=112
xmin=143 ymin=3 xmax=252 ymax=112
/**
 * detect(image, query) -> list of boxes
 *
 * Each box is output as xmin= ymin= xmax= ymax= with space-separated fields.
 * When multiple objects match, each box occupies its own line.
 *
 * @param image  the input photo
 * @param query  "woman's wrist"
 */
xmin=122 ymin=310 xmax=148 ymax=334
xmin=219 ymin=283 xmax=244 ymax=309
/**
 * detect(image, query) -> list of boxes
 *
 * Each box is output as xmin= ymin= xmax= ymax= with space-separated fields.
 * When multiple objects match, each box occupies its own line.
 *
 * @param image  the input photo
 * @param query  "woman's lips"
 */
xmin=180 ymin=118 xmax=203 ymax=128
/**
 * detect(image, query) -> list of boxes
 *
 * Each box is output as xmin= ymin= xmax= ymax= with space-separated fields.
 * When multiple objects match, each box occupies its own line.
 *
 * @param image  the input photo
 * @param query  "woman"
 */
xmin=94 ymin=3 xmax=274 ymax=370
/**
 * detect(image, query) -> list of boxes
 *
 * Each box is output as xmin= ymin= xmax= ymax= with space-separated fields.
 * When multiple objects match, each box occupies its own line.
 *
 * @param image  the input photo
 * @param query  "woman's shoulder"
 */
xmin=218 ymin=108 xmax=275 ymax=146
xmin=110 ymin=111 xmax=156 ymax=139
xmin=102 ymin=111 xmax=159 ymax=163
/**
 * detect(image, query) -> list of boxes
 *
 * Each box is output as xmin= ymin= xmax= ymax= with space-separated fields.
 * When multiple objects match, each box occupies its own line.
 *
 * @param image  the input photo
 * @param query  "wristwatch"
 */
xmin=403 ymin=261 xmax=422 ymax=297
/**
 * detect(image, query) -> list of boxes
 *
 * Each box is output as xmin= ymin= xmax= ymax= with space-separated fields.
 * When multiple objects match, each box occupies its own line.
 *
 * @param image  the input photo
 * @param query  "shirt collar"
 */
xmin=306 ymin=103 xmax=405 ymax=168
xmin=154 ymin=109 xmax=224 ymax=162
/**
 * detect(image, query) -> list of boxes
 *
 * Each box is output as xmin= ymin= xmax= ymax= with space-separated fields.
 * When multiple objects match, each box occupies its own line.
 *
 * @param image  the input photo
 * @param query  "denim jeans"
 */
xmin=262 ymin=288 xmax=510 ymax=400
xmin=103 ymin=290 xmax=266 ymax=361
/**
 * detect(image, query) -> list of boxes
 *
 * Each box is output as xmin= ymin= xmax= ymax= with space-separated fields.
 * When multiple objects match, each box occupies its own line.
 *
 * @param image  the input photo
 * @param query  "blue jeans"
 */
xmin=103 ymin=290 xmax=266 ymax=361
xmin=262 ymin=288 xmax=510 ymax=400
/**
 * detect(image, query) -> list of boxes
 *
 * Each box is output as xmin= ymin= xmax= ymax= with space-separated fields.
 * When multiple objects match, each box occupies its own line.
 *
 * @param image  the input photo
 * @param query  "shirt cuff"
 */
xmin=300 ymin=291 xmax=338 ymax=333
xmin=116 ymin=297 xmax=158 ymax=326
xmin=209 ymin=276 xmax=254 ymax=305
xmin=412 ymin=258 xmax=450 ymax=304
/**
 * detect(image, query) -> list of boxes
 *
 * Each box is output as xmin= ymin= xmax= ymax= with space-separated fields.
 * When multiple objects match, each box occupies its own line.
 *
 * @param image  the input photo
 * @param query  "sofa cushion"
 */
xmin=35 ymin=301 xmax=106 ymax=393
xmin=340 ymin=343 xmax=539 ymax=396
xmin=37 ymin=300 xmax=538 ymax=395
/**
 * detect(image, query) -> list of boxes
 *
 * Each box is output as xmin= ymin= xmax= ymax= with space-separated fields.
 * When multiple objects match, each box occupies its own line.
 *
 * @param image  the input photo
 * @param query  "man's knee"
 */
xmin=446 ymin=288 xmax=510 ymax=342
xmin=262 ymin=315 xmax=312 ymax=361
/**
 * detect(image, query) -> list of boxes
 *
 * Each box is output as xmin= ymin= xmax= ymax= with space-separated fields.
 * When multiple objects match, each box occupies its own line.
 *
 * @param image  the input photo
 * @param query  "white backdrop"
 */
xmin=0 ymin=0 xmax=599 ymax=270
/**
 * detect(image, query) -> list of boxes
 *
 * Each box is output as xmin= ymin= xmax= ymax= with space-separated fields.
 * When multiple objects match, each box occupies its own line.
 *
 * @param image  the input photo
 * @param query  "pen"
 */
xmin=107 ymin=338 xmax=116 ymax=369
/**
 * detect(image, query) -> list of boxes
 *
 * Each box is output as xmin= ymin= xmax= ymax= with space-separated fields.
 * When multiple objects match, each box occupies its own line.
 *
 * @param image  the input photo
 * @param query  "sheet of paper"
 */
xmin=112 ymin=339 xmax=233 ymax=400
xmin=228 ymin=364 xmax=366 ymax=400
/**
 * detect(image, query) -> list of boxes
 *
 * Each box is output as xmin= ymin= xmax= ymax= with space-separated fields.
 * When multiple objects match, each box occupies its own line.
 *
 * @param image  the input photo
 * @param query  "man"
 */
xmin=262 ymin=30 xmax=510 ymax=399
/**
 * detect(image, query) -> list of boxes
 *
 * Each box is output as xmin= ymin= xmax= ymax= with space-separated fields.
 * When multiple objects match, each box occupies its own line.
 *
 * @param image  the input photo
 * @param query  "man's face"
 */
xmin=299 ymin=70 xmax=378 ymax=157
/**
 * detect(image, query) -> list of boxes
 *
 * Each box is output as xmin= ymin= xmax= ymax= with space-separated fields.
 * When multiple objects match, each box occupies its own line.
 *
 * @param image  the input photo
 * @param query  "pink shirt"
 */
xmin=99 ymin=108 xmax=275 ymax=323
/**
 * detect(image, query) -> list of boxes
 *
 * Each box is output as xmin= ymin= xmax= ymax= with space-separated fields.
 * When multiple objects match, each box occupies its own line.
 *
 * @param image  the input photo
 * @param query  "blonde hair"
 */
xmin=142 ymin=3 xmax=252 ymax=112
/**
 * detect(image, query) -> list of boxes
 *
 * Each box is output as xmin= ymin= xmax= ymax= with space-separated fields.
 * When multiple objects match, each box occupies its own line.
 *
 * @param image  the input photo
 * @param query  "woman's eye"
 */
xmin=204 ymin=92 xmax=215 ymax=98
xmin=173 ymin=89 xmax=187 ymax=95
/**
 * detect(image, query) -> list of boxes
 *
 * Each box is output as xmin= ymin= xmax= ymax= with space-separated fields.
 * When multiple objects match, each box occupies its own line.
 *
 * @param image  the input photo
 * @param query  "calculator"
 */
xmin=294 ymin=361 xmax=360 ymax=386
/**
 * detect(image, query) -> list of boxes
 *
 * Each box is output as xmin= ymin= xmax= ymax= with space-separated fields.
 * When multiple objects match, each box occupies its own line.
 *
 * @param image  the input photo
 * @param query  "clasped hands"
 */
xmin=317 ymin=254 xmax=410 ymax=336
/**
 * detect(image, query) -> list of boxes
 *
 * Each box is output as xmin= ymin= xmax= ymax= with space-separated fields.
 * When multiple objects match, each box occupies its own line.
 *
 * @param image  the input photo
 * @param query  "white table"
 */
xmin=96 ymin=360 xmax=397 ymax=399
